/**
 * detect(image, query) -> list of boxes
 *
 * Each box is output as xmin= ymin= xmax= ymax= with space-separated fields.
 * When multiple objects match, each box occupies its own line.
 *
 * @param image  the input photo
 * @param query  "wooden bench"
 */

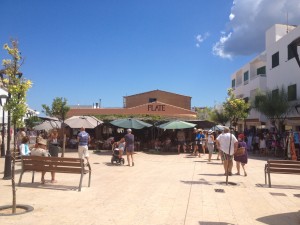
xmin=18 ymin=156 xmax=91 ymax=191
xmin=264 ymin=160 xmax=300 ymax=188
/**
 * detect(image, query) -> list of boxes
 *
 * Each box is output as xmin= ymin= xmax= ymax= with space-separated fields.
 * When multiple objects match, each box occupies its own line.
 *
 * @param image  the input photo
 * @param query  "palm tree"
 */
xmin=252 ymin=87 xmax=296 ymax=134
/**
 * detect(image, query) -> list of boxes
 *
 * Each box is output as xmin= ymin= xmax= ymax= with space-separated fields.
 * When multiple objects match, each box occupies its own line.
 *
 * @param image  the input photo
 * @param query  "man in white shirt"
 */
xmin=216 ymin=127 xmax=238 ymax=176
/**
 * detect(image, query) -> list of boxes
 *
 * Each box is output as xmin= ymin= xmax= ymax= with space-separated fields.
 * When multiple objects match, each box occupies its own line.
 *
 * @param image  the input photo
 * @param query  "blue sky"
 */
xmin=1 ymin=0 xmax=299 ymax=113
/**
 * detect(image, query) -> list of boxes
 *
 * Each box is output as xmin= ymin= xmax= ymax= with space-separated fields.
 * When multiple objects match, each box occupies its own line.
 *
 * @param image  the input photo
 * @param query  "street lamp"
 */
xmin=0 ymin=94 xmax=8 ymax=158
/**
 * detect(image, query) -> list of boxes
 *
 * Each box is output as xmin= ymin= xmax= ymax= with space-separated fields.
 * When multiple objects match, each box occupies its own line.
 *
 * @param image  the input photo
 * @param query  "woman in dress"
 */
xmin=234 ymin=133 xmax=248 ymax=176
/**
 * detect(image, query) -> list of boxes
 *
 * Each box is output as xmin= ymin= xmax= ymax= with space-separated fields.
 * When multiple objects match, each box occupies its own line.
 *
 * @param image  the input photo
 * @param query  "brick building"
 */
xmin=67 ymin=89 xmax=197 ymax=119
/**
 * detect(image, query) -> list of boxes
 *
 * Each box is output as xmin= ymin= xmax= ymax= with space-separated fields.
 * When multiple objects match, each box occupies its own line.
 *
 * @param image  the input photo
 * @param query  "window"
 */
xmin=231 ymin=79 xmax=235 ymax=88
xmin=272 ymin=52 xmax=279 ymax=68
xmin=243 ymin=71 xmax=249 ymax=82
xmin=288 ymin=84 xmax=297 ymax=101
xmin=288 ymin=45 xmax=295 ymax=60
xmin=257 ymin=66 xmax=266 ymax=75
xmin=149 ymin=98 xmax=157 ymax=103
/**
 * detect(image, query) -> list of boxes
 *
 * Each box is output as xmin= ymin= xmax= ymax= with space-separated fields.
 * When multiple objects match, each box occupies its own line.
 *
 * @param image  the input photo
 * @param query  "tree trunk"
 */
xmin=12 ymin=125 xmax=17 ymax=213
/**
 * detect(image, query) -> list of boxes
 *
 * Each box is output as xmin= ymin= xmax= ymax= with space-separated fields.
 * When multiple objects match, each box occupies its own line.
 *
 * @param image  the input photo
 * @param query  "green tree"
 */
xmin=209 ymin=107 xmax=230 ymax=125
xmin=25 ymin=116 xmax=42 ymax=129
xmin=1 ymin=40 xmax=32 ymax=213
xmin=42 ymin=97 xmax=70 ymax=157
xmin=223 ymin=89 xmax=250 ymax=130
xmin=252 ymin=87 xmax=295 ymax=133
xmin=194 ymin=107 xmax=213 ymax=120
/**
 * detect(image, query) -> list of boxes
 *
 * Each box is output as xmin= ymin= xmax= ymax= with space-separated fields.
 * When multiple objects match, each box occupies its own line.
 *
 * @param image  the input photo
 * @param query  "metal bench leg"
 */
xmin=32 ymin=171 xmax=35 ymax=183
xmin=18 ymin=172 xmax=24 ymax=186
xmin=79 ymin=173 xmax=83 ymax=192
xmin=88 ymin=171 xmax=91 ymax=187
xmin=268 ymin=171 xmax=271 ymax=188
xmin=264 ymin=165 xmax=267 ymax=185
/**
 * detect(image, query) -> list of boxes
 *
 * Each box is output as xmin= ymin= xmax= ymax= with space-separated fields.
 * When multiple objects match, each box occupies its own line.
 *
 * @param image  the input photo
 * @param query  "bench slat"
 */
xmin=268 ymin=168 xmax=300 ymax=174
xmin=267 ymin=164 xmax=300 ymax=169
xmin=268 ymin=160 xmax=300 ymax=165
xmin=22 ymin=161 xmax=82 ymax=167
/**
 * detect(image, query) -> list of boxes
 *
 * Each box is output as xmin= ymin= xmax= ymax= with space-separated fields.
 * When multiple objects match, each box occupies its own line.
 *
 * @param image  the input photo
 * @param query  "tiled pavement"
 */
xmin=0 ymin=150 xmax=300 ymax=225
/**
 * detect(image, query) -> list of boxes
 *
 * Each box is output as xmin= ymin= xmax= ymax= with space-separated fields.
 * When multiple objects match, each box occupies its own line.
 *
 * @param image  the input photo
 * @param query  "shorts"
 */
xmin=221 ymin=151 xmax=233 ymax=161
xmin=207 ymin=143 xmax=214 ymax=154
xmin=177 ymin=141 xmax=186 ymax=146
xmin=126 ymin=145 xmax=134 ymax=153
xmin=78 ymin=145 xmax=89 ymax=159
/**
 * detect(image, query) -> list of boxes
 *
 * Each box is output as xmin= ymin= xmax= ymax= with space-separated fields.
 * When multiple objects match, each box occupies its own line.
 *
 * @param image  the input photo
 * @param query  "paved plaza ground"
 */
xmin=0 ymin=150 xmax=300 ymax=225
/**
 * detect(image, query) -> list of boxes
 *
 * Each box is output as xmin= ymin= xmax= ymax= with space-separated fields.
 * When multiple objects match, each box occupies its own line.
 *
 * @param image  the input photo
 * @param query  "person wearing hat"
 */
xmin=234 ymin=133 xmax=248 ymax=176
xmin=77 ymin=127 xmax=91 ymax=164
xmin=124 ymin=129 xmax=135 ymax=166
xmin=197 ymin=129 xmax=205 ymax=157
xmin=216 ymin=127 xmax=238 ymax=176
xmin=31 ymin=138 xmax=56 ymax=184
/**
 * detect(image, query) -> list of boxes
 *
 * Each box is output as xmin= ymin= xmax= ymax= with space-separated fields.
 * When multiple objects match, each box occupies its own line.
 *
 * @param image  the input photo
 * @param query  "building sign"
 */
xmin=148 ymin=105 xmax=166 ymax=111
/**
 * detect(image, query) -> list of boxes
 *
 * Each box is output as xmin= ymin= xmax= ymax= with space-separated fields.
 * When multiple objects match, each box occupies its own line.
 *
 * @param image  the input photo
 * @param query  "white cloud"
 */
xmin=195 ymin=32 xmax=210 ymax=47
xmin=213 ymin=0 xmax=300 ymax=58
xmin=229 ymin=13 xmax=235 ymax=21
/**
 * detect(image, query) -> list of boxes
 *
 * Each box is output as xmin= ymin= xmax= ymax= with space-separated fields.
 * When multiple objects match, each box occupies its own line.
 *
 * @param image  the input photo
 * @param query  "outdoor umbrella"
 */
xmin=33 ymin=120 xmax=61 ymax=131
xmin=158 ymin=120 xmax=196 ymax=130
xmin=110 ymin=118 xmax=152 ymax=129
xmin=65 ymin=116 xmax=103 ymax=129
xmin=210 ymin=125 xmax=226 ymax=131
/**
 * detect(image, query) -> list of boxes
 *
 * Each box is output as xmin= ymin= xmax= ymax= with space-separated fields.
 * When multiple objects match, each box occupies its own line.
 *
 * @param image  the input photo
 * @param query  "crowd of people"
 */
xmin=11 ymin=124 xmax=298 ymax=185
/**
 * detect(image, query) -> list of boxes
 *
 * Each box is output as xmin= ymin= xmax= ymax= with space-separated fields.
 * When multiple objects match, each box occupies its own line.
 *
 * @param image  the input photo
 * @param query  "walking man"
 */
xmin=77 ymin=127 xmax=91 ymax=164
xmin=216 ymin=127 xmax=238 ymax=176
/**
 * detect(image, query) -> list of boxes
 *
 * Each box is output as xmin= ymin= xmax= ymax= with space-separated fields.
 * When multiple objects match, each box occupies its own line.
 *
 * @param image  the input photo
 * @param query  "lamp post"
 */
xmin=0 ymin=94 xmax=8 ymax=158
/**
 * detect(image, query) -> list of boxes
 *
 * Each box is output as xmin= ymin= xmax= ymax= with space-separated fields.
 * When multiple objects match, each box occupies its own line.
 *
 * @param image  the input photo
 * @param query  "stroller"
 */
xmin=111 ymin=143 xmax=125 ymax=165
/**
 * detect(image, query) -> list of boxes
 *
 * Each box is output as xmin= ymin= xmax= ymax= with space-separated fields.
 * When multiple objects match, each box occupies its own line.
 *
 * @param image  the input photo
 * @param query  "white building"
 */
xmin=231 ymin=24 xmax=300 ymax=132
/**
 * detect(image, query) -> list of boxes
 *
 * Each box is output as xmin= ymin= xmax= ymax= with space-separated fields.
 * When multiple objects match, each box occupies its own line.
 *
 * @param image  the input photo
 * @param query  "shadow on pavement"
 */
xmin=181 ymin=179 xmax=213 ymax=185
xmin=256 ymin=211 xmax=300 ymax=225
xmin=15 ymin=182 xmax=79 ymax=191
xmin=199 ymin=221 xmax=235 ymax=224
xmin=198 ymin=173 xmax=224 ymax=176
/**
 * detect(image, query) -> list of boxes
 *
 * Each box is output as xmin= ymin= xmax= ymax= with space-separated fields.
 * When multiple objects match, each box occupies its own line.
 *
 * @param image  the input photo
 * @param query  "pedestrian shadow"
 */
xmin=256 ymin=211 xmax=300 ymax=225
xmin=102 ymin=162 xmax=125 ymax=167
xmin=180 ymin=178 xmax=213 ymax=185
xmin=199 ymin=222 xmax=235 ymax=225
xmin=256 ymin=183 xmax=300 ymax=190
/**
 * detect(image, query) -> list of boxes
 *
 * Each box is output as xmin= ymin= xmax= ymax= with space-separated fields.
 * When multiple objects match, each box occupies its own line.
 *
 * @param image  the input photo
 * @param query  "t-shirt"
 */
xmin=77 ymin=131 xmax=90 ymax=146
xmin=124 ymin=133 xmax=134 ymax=146
xmin=31 ymin=147 xmax=49 ymax=157
xmin=216 ymin=133 xmax=238 ymax=155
